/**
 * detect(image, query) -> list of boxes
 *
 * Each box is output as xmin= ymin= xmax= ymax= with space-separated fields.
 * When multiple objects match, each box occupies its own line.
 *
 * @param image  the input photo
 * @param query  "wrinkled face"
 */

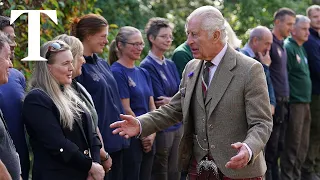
xmin=72 ymin=54 xmax=85 ymax=78
xmin=309 ymin=9 xmax=320 ymax=30
xmin=0 ymin=42 xmax=13 ymax=84
xmin=2 ymin=26 xmax=16 ymax=60
xmin=48 ymin=50 xmax=74 ymax=85
xmin=150 ymin=27 xmax=173 ymax=52
xmin=253 ymin=33 xmax=273 ymax=56
xmin=277 ymin=15 xmax=296 ymax=38
xmin=186 ymin=17 xmax=216 ymax=60
xmin=87 ymin=26 xmax=109 ymax=54
xmin=292 ymin=21 xmax=310 ymax=44
xmin=120 ymin=32 xmax=144 ymax=61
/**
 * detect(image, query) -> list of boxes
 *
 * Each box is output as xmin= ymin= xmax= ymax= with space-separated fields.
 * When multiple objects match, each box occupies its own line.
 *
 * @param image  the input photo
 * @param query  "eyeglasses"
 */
xmin=122 ymin=42 xmax=145 ymax=49
xmin=157 ymin=35 xmax=174 ymax=41
xmin=45 ymin=42 xmax=64 ymax=60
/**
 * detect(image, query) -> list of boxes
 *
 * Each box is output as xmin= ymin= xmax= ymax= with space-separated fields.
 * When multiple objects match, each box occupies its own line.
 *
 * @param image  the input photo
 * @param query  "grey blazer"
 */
xmin=138 ymin=46 xmax=273 ymax=178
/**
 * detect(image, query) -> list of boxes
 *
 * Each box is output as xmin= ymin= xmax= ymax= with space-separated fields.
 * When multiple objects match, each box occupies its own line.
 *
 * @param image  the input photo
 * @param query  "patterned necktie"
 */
xmin=202 ymin=61 xmax=214 ymax=98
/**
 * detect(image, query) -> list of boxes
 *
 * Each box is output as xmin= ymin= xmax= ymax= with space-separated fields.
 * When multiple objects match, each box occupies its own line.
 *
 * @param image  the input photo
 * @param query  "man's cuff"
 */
xmin=243 ymin=143 xmax=252 ymax=162
xmin=136 ymin=118 xmax=142 ymax=138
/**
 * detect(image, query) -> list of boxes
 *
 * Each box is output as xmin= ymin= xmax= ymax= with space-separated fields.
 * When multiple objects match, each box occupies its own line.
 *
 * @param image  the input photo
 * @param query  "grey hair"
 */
xmin=295 ymin=15 xmax=310 ymax=26
xmin=0 ymin=16 xmax=15 ymax=30
xmin=249 ymin=26 xmax=271 ymax=42
xmin=53 ymin=34 xmax=84 ymax=69
xmin=0 ymin=31 xmax=10 ymax=50
xmin=186 ymin=6 xmax=227 ymax=44
xmin=29 ymin=40 xmax=89 ymax=130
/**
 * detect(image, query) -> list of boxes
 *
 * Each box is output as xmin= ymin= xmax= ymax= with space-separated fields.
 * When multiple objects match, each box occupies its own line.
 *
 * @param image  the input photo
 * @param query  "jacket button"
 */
xmin=60 ymin=148 xmax=63 ymax=152
xmin=209 ymin=124 xmax=213 ymax=129
xmin=84 ymin=150 xmax=89 ymax=155
xmin=210 ymin=145 xmax=215 ymax=149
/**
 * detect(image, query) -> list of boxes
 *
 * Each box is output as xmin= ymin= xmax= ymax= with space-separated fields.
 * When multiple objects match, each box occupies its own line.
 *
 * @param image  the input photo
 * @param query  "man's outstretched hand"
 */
xmin=225 ymin=142 xmax=250 ymax=169
xmin=110 ymin=114 xmax=141 ymax=139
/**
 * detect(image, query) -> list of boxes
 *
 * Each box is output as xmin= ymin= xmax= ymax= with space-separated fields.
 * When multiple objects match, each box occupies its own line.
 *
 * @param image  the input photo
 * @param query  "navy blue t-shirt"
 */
xmin=140 ymin=55 xmax=182 ymax=131
xmin=76 ymin=54 xmax=129 ymax=153
xmin=111 ymin=62 xmax=153 ymax=117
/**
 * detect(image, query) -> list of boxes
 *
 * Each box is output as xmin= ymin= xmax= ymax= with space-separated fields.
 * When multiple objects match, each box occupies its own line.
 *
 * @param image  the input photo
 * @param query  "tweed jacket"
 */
xmin=138 ymin=46 xmax=273 ymax=178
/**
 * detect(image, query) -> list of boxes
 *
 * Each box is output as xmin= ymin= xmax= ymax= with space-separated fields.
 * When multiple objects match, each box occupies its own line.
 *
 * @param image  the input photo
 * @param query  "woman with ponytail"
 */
xmin=71 ymin=14 xmax=129 ymax=180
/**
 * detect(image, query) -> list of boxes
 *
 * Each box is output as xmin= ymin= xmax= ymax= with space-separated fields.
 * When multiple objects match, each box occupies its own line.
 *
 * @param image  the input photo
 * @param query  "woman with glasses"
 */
xmin=109 ymin=26 xmax=156 ymax=180
xmin=140 ymin=17 xmax=182 ymax=180
xmin=22 ymin=40 xmax=105 ymax=180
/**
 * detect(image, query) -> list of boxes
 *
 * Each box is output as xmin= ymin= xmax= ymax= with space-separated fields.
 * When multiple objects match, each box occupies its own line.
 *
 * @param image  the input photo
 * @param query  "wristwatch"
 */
xmin=101 ymin=152 xmax=109 ymax=162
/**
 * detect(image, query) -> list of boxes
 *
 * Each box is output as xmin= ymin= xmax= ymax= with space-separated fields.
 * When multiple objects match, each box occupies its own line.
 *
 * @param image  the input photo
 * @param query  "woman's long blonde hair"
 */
xmin=28 ymin=40 xmax=89 ymax=130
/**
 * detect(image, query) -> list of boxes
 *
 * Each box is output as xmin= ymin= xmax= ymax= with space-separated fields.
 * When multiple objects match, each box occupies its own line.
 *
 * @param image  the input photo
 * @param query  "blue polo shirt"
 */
xmin=303 ymin=28 xmax=320 ymax=95
xmin=110 ymin=62 xmax=153 ymax=117
xmin=76 ymin=54 xmax=129 ymax=153
xmin=0 ymin=68 xmax=29 ymax=180
xmin=140 ymin=53 xmax=182 ymax=131
xmin=269 ymin=34 xmax=290 ymax=98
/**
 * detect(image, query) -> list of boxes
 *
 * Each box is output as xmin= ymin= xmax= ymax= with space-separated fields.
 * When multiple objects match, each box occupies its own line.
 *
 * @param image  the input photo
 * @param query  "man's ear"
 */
xmin=274 ymin=19 xmax=280 ymax=26
xmin=291 ymin=29 xmax=296 ymax=36
xmin=212 ymin=30 xmax=221 ymax=42
xmin=252 ymin=37 xmax=259 ymax=46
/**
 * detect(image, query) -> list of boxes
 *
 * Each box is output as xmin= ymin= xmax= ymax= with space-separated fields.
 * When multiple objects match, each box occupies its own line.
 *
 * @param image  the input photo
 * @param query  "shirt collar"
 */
xmin=242 ymin=43 xmax=255 ymax=58
xmin=84 ymin=53 xmax=98 ymax=64
xmin=210 ymin=44 xmax=228 ymax=66
xmin=148 ymin=51 xmax=166 ymax=65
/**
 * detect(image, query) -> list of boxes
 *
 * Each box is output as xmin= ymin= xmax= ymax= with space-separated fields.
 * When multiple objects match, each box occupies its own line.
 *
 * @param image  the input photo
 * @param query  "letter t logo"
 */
xmin=10 ymin=10 xmax=57 ymax=61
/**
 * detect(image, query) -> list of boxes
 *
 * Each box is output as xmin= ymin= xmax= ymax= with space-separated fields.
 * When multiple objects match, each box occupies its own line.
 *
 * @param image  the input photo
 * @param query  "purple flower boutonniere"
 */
xmin=188 ymin=71 xmax=194 ymax=78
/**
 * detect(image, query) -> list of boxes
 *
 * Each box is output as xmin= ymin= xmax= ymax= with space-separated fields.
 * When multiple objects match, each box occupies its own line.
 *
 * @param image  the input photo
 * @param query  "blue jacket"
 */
xmin=303 ymin=28 xmax=320 ymax=95
xmin=0 ymin=68 xmax=29 ymax=180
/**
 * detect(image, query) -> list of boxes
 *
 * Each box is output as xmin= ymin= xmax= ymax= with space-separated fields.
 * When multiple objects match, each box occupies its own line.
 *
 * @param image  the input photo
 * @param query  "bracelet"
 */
xmin=101 ymin=152 xmax=109 ymax=162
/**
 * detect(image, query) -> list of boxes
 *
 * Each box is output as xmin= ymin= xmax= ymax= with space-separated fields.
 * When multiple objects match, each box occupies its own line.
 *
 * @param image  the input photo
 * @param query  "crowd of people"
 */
xmin=0 ymin=4 xmax=319 ymax=180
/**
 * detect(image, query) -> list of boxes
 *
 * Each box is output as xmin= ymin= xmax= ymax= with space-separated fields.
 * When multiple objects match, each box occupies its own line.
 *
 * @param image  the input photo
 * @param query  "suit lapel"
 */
xmin=196 ymin=66 xmax=205 ymax=110
xmin=183 ymin=59 xmax=204 ymax=118
xmin=205 ymin=46 xmax=236 ymax=117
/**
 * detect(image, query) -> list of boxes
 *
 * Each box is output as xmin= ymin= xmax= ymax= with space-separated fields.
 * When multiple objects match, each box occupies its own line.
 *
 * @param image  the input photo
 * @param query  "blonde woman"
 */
xmin=22 ymin=40 xmax=104 ymax=180
xmin=54 ymin=34 xmax=112 ymax=173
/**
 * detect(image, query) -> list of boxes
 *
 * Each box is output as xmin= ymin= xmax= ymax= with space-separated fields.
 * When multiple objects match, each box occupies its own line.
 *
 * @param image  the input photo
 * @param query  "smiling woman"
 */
xmin=109 ymin=26 xmax=157 ymax=180
xmin=22 ymin=40 xmax=104 ymax=180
